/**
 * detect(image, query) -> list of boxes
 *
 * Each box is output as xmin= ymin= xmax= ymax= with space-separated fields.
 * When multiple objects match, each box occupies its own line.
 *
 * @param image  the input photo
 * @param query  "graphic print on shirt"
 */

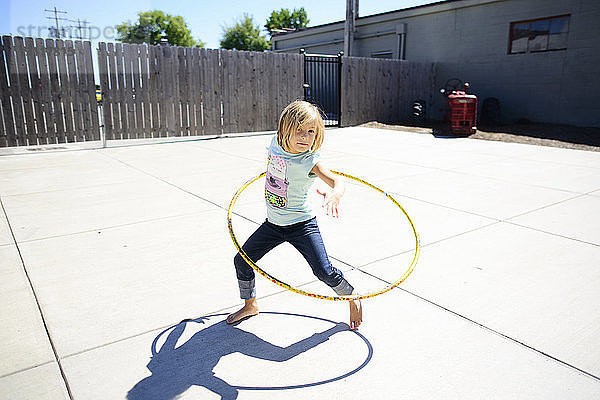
xmin=265 ymin=154 xmax=290 ymax=208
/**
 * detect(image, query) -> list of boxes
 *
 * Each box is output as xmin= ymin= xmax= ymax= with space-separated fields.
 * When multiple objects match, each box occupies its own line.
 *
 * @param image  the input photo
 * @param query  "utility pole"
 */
xmin=45 ymin=7 xmax=68 ymax=39
xmin=344 ymin=0 xmax=358 ymax=56
xmin=70 ymin=19 xmax=89 ymax=40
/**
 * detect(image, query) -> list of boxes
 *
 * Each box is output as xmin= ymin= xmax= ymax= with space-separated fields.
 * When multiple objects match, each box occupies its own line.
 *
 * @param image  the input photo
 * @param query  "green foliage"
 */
xmin=220 ymin=14 xmax=270 ymax=51
xmin=265 ymin=7 xmax=309 ymax=36
xmin=116 ymin=10 xmax=205 ymax=47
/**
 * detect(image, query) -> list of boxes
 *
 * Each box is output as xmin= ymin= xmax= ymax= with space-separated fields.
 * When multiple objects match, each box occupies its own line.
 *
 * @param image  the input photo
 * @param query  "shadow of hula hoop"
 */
xmin=151 ymin=312 xmax=374 ymax=391
xmin=227 ymin=170 xmax=420 ymax=301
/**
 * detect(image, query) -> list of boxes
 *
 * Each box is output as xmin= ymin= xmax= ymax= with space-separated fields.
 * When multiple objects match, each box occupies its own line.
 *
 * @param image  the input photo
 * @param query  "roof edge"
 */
xmin=272 ymin=0 xmax=504 ymax=40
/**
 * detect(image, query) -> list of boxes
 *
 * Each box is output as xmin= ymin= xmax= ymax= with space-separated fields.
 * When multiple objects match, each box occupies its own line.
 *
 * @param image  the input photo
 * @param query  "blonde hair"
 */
xmin=277 ymin=100 xmax=325 ymax=153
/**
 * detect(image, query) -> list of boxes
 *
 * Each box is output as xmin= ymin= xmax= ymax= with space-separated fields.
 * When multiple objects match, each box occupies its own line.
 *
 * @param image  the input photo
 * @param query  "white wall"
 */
xmin=273 ymin=0 xmax=600 ymax=127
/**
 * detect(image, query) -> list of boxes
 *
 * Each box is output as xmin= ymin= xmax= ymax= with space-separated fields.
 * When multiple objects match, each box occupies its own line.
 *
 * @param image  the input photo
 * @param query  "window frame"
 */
xmin=508 ymin=14 xmax=570 ymax=55
xmin=371 ymin=50 xmax=394 ymax=59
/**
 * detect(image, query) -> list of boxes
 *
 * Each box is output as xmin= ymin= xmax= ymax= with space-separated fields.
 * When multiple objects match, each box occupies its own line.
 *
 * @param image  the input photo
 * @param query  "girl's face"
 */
xmin=287 ymin=123 xmax=316 ymax=154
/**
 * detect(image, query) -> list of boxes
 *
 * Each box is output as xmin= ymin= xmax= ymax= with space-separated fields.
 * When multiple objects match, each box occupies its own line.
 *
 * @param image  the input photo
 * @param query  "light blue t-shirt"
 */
xmin=265 ymin=137 xmax=320 ymax=226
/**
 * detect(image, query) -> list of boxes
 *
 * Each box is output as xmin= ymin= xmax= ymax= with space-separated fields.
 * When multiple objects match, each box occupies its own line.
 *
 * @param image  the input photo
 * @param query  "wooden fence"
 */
xmin=97 ymin=43 xmax=303 ymax=140
xmin=0 ymin=35 xmax=437 ymax=148
xmin=0 ymin=36 xmax=99 ymax=147
xmin=341 ymin=57 xmax=436 ymax=126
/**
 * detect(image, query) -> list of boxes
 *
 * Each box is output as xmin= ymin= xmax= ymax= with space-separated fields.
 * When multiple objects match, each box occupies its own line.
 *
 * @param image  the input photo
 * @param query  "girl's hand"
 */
xmin=317 ymin=188 xmax=342 ymax=218
xmin=311 ymin=162 xmax=345 ymax=218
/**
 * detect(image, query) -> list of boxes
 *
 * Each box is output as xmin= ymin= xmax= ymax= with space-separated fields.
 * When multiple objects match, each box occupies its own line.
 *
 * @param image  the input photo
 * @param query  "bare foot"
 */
xmin=349 ymin=299 xmax=362 ymax=330
xmin=226 ymin=298 xmax=259 ymax=324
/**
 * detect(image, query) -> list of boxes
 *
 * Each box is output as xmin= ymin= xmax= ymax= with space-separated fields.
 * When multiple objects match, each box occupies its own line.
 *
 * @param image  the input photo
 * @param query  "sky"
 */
xmin=1 ymin=0 xmax=435 ymax=49
xmin=0 ymin=0 xmax=436 ymax=82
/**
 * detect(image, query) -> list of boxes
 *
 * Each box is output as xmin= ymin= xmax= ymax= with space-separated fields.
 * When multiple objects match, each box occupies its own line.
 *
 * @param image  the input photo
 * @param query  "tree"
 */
xmin=220 ymin=14 xmax=270 ymax=51
xmin=116 ymin=10 xmax=205 ymax=47
xmin=265 ymin=8 xmax=309 ymax=36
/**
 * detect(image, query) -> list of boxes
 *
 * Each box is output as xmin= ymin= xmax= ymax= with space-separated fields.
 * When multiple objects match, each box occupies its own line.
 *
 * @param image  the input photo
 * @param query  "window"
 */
xmin=371 ymin=51 xmax=393 ymax=59
xmin=509 ymin=15 xmax=570 ymax=54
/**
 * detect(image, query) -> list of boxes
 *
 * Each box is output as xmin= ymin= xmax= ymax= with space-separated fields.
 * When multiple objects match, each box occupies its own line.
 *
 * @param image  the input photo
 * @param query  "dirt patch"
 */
xmin=359 ymin=121 xmax=600 ymax=152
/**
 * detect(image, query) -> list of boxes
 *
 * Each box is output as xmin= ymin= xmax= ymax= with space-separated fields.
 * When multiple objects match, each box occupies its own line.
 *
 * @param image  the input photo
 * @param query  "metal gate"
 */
xmin=302 ymin=51 xmax=342 ymax=127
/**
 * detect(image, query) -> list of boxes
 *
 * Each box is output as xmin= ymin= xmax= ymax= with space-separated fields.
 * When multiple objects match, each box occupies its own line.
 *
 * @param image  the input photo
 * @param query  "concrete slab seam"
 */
xmin=508 ymin=153 xmax=600 ymax=170
xmin=332 ymin=148 xmax=595 ymax=196
xmin=388 ymin=189 xmax=598 ymax=248
xmin=98 ymin=153 xmax=261 ymax=227
xmin=395 ymin=285 xmax=600 ymax=382
xmin=10 ymin=210 xmax=216 ymax=245
xmin=355 ymin=220 xmax=501 ymax=270
xmin=99 ymin=153 xmax=232 ymax=205
xmin=0 ymin=182 xmax=135 ymax=198
xmin=440 ymin=171 xmax=592 ymax=196
xmin=504 ymin=221 xmax=600 ymax=248
xmin=0 ymin=360 xmax=55 ymax=380
xmin=505 ymin=192 xmax=589 ymax=221
xmin=387 ymin=191 xmax=501 ymax=222
xmin=0 ymin=197 xmax=74 ymax=400
xmin=331 ymin=149 xmax=443 ymax=172
xmin=330 ymin=144 xmax=521 ymax=171
xmin=392 ymin=189 xmax=590 ymax=227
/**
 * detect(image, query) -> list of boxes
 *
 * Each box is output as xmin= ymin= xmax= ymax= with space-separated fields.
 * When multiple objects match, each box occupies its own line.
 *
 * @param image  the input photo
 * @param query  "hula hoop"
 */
xmin=227 ymin=171 xmax=420 ymax=301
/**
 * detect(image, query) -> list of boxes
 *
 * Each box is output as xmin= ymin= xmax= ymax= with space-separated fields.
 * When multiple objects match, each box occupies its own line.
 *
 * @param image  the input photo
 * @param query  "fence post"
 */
xmin=300 ymin=49 xmax=308 ymax=101
xmin=337 ymin=51 xmax=343 ymax=127
xmin=99 ymin=103 xmax=106 ymax=147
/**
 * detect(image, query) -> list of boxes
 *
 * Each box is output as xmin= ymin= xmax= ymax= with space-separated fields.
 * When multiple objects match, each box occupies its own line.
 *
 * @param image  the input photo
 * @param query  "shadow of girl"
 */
xmin=127 ymin=313 xmax=351 ymax=400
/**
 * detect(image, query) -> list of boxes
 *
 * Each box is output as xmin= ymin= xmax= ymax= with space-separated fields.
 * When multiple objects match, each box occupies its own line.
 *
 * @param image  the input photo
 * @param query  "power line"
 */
xmin=44 ymin=7 xmax=69 ymax=39
xmin=44 ymin=8 xmax=92 ymax=40
xmin=68 ymin=19 xmax=90 ymax=40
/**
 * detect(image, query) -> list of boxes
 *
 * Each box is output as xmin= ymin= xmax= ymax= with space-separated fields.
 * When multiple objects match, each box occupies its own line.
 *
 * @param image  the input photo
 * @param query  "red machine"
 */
xmin=440 ymin=79 xmax=477 ymax=135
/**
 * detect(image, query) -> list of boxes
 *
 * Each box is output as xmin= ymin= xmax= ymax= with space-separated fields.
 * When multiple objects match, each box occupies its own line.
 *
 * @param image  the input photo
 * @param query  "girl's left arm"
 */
xmin=311 ymin=162 xmax=345 ymax=217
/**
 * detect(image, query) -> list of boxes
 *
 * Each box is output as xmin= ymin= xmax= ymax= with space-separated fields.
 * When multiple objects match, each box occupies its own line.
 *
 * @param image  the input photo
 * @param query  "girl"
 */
xmin=227 ymin=100 xmax=362 ymax=330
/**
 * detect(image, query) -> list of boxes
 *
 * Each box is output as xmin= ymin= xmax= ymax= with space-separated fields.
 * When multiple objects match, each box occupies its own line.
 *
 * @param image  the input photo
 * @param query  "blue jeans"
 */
xmin=234 ymin=217 xmax=354 ymax=299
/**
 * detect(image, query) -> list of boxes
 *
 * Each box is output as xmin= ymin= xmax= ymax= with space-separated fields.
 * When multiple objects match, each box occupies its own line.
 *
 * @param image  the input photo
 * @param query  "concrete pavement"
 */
xmin=1 ymin=127 xmax=599 ymax=399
